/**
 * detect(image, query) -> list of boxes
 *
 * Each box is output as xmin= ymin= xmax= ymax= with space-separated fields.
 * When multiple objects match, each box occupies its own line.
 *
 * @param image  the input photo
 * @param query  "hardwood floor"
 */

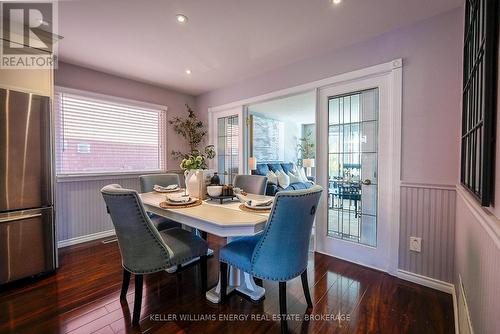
xmin=0 ymin=236 xmax=454 ymax=334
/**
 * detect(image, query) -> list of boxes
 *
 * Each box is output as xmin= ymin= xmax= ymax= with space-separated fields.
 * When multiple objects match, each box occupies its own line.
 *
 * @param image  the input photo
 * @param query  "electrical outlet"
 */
xmin=409 ymin=237 xmax=422 ymax=252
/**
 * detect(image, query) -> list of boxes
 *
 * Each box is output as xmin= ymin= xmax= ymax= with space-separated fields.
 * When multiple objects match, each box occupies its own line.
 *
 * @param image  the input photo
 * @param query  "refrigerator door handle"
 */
xmin=0 ymin=213 xmax=42 ymax=223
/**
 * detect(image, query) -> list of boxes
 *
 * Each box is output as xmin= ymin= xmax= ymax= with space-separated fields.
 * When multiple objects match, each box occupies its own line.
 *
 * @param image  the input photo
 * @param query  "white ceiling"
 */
xmin=57 ymin=0 xmax=462 ymax=96
xmin=248 ymin=91 xmax=316 ymax=124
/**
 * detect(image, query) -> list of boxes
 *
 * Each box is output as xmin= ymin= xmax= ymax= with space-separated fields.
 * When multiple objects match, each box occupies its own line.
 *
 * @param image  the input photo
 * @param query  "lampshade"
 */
xmin=248 ymin=157 xmax=257 ymax=170
xmin=303 ymin=158 xmax=315 ymax=168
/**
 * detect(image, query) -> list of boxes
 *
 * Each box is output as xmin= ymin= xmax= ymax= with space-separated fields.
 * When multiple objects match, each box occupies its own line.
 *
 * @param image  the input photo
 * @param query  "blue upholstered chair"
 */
xmin=219 ymin=185 xmax=323 ymax=333
xmin=139 ymin=174 xmax=181 ymax=231
xmin=233 ymin=174 xmax=268 ymax=195
xmin=101 ymin=184 xmax=208 ymax=326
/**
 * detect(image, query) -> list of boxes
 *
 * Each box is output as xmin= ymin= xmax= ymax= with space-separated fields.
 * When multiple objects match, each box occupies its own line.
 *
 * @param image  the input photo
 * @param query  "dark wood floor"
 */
xmin=0 ymin=236 xmax=454 ymax=334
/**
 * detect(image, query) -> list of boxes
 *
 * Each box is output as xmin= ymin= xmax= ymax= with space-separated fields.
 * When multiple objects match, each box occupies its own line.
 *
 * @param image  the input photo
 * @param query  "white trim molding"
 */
xmin=453 ymin=286 xmax=460 ymax=334
xmin=398 ymin=269 xmax=459 ymax=334
xmin=315 ymin=59 xmax=403 ymax=276
xmin=456 ymin=184 xmax=500 ymax=249
xmin=57 ymin=229 xmax=115 ymax=248
xmin=397 ymin=270 xmax=455 ymax=294
xmin=400 ymin=181 xmax=456 ymax=191
xmin=457 ymin=274 xmax=474 ymax=334
xmin=207 ymin=59 xmax=402 ymax=113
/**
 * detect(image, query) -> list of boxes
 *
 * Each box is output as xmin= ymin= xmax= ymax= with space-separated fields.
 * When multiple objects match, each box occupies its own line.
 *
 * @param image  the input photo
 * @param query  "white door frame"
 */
xmin=206 ymin=59 xmax=402 ymax=275
xmin=315 ymin=70 xmax=402 ymax=275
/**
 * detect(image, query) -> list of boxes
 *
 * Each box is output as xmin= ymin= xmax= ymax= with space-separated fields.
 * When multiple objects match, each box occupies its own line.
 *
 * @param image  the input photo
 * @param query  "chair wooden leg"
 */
xmin=200 ymin=255 xmax=208 ymax=293
xmin=132 ymin=274 xmax=143 ymax=326
xmin=120 ymin=269 xmax=131 ymax=300
xmin=301 ymin=270 xmax=313 ymax=309
xmin=279 ymin=281 xmax=288 ymax=334
xmin=220 ymin=262 xmax=228 ymax=303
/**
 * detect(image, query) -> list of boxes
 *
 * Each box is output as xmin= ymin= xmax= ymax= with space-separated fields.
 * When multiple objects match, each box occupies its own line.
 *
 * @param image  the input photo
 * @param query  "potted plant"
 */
xmin=169 ymin=104 xmax=215 ymax=196
xmin=297 ymin=130 xmax=315 ymax=166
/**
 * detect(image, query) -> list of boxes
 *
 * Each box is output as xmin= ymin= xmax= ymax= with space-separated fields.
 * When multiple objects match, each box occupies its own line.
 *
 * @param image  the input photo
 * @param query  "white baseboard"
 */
xmin=397 ymin=270 xmax=459 ymax=333
xmin=58 ymin=229 xmax=116 ymax=248
xmin=397 ymin=270 xmax=455 ymax=294
xmin=452 ymin=285 xmax=459 ymax=334
xmin=315 ymin=250 xmax=396 ymax=275
xmin=457 ymin=274 xmax=474 ymax=334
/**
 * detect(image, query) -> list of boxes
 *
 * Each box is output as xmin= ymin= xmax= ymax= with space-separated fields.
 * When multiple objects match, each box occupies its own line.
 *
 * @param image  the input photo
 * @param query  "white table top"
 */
xmin=139 ymin=191 xmax=272 ymax=237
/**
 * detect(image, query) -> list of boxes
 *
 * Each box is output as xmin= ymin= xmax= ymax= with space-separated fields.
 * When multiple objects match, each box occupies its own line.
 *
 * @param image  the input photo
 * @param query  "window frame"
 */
xmin=460 ymin=0 xmax=499 ymax=206
xmin=54 ymin=86 xmax=168 ymax=181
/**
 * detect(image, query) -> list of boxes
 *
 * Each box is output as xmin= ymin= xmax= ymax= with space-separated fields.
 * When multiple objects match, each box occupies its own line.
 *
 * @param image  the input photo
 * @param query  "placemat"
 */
xmin=160 ymin=199 xmax=203 ymax=209
xmin=239 ymin=203 xmax=271 ymax=213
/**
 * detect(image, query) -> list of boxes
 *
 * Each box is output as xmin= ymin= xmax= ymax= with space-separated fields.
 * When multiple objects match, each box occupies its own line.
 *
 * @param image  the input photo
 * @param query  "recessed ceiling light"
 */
xmin=185 ymin=69 xmax=191 ymax=75
xmin=176 ymin=14 xmax=188 ymax=24
xmin=332 ymin=0 xmax=342 ymax=4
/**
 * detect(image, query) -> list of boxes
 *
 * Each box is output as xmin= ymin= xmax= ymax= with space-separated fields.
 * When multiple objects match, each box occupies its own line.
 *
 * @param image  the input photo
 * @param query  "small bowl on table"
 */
xmin=207 ymin=185 xmax=223 ymax=197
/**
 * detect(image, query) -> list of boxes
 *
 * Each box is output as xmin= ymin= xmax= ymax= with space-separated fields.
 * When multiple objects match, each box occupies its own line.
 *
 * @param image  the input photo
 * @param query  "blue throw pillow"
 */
xmin=281 ymin=163 xmax=294 ymax=173
xmin=268 ymin=163 xmax=283 ymax=172
xmin=255 ymin=164 xmax=270 ymax=176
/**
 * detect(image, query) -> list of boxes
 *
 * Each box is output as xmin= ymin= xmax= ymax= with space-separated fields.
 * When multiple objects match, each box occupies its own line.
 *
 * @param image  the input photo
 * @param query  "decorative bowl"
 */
xmin=207 ymin=185 xmax=223 ymax=197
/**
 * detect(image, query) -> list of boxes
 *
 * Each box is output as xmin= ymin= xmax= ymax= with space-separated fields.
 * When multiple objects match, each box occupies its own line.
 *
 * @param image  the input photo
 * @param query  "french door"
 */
xmin=316 ymin=74 xmax=400 ymax=274
xmin=210 ymin=107 xmax=247 ymax=184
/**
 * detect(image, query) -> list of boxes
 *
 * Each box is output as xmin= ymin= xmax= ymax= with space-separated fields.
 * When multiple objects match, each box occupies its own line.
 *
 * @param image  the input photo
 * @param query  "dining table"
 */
xmin=139 ymin=190 xmax=273 ymax=304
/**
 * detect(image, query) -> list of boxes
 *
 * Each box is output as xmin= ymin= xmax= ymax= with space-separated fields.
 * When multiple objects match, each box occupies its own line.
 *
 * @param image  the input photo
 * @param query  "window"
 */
xmin=251 ymin=115 xmax=285 ymax=162
xmin=55 ymin=90 xmax=167 ymax=175
xmin=460 ymin=0 xmax=498 ymax=205
xmin=217 ymin=115 xmax=239 ymax=184
xmin=327 ymin=89 xmax=378 ymax=246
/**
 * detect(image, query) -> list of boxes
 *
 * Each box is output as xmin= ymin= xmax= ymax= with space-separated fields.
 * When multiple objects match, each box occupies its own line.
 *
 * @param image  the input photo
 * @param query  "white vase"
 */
xmin=184 ymin=169 xmax=201 ymax=198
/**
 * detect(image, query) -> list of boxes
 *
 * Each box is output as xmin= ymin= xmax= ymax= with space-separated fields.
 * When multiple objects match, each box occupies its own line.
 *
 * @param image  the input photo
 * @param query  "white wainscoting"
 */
xmin=398 ymin=183 xmax=456 ymax=283
xmin=455 ymin=185 xmax=500 ymax=334
xmin=55 ymin=176 xmax=140 ymax=247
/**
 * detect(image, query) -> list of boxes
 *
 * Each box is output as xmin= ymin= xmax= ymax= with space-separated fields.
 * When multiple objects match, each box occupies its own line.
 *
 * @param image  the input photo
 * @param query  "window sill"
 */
xmin=56 ymin=171 xmax=165 ymax=183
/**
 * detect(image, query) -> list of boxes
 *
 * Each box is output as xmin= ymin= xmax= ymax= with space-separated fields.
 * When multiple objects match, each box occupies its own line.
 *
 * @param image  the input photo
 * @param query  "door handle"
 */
xmin=361 ymin=179 xmax=371 ymax=185
xmin=0 ymin=213 xmax=42 ymax=223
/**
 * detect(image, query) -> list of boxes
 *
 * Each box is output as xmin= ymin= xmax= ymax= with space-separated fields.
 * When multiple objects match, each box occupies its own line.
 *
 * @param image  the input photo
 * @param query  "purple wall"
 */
xmin=55 ymin=62 xmax=195 ymax=169
xmin=196 ymin=9 xmax=463 ymax=186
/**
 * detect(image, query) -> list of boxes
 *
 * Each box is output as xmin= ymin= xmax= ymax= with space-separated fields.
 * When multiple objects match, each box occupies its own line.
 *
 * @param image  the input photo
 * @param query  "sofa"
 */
xmin=252 ymin=162 xmax=314 ymax=196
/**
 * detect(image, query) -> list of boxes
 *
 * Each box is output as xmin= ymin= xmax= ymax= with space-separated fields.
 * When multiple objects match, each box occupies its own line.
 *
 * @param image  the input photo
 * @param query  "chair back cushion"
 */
xmin=139 ymin=174 xmax=180 ymax=193
xmin=233 ymin=174 xmax=268 ymax=195
xmin=101 ymin=184 xmax=172 ymax=273
xmin=251 ymin=185 xmax=323 ymax=281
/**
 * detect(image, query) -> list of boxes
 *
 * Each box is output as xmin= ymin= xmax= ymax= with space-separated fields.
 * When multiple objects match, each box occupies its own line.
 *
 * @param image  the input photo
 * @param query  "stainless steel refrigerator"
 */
xmin=0 ymin=88 xmax=57 ymax=285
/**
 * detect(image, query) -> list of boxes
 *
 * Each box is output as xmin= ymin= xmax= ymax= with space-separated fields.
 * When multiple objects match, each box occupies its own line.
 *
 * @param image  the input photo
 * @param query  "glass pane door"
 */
xmin=327 ymin=89 xmax=378 ymax=246
xmin=217 ymin=115 xmax=239 ymax=184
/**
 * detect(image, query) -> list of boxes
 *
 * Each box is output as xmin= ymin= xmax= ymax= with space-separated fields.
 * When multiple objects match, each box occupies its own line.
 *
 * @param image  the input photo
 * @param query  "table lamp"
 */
xmin=248 ymin=157 xmax=257 ymax=174
xmin=303 ymin=158 xmax=315 ymax=177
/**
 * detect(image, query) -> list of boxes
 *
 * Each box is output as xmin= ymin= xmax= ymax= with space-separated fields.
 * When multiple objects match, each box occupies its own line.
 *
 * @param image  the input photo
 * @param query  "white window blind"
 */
xmin=55 ymin=90 xmax=167 ymax=175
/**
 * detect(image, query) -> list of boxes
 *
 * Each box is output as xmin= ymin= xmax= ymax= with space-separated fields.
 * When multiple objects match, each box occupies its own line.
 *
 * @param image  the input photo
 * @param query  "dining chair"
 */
xmin=218 ymin=185 xmax=323 ymax=334
xmin=233 ymin=174 xmax=268 ymax=195
xmin=139 ymin=173 xmax=181 ymax=231
xmin=101 ymin=184 xmax=208 ymax=326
